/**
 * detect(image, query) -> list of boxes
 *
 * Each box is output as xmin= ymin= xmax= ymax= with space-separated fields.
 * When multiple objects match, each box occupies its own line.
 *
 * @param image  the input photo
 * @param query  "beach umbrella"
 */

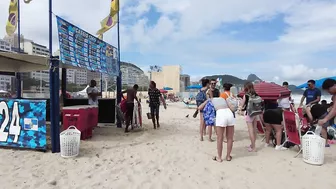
xmin=238 ymin=82 xmax=291 ymax=100
xmin=186 ymin=84 xmax=202 ymax=90
xmin=160 ymin=89 xmax=168 ymax=93
xmin=296 ymin=76 xmax=336 ymax=89
xmin=163 ymin=87 xmax=173 ymax=90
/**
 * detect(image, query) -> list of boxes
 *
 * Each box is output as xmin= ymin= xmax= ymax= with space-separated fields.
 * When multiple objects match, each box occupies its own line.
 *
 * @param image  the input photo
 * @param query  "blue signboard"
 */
xmin=0 ymin=99 xmax=47 ymax=150
xmin=56 ymin=16 xmax=119 ymax=75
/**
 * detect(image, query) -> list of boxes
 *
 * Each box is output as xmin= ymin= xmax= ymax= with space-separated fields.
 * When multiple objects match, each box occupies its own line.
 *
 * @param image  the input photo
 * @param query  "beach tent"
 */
xmin=238 ymin=81 xmax=291 ymax=100
xmin=296 ymin=76 xmax=336 ymax=89
xmin=186 ymin=84 xmax=202 ymax=90
xmin=163 ymin=87 xmax=173 ymax=90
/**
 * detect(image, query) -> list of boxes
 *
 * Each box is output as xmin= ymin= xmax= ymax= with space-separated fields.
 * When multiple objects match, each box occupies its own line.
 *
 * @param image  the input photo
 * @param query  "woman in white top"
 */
xmin=279 ymin=82 xmax=295 ymax=111
xmin=199 ymin=97 xmax=235 ymax=162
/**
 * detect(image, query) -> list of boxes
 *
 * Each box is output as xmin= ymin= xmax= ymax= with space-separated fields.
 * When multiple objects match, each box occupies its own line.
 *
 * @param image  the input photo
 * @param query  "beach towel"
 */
xmin=203 ymin=100 xmax=216 ymax=126
xmin=132 ymin=102 xmax=142 ymax=128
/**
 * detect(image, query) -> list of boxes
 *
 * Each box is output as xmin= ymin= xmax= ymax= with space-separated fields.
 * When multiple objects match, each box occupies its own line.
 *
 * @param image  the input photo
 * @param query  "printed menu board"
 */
xmin=56 ymin=16 xmax=118 ymax=75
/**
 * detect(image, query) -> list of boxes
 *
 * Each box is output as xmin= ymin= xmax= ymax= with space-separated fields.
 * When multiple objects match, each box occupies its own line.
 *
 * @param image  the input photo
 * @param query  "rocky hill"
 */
xmin=201 ymin=74 xmax=261 ymax=85
xmin=201 ymin=74 xmax=308 ymax=94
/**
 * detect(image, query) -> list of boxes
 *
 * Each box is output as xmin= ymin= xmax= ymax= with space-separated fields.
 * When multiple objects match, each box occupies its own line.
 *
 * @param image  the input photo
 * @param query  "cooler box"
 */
xmin=87 ymin=105 xmax=99 ymax=128
xmin=62 ymin=106 xmax=91 ymax=140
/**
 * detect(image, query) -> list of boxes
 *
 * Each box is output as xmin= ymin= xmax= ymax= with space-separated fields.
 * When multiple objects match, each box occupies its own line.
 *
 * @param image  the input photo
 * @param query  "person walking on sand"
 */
xmin=240 ymin=82 xmax=263 ymax=152
xmin=196 ymin=78 xmax=210 ymax=141
xmin=148 ymin=81 xmax=167 ymax=129
xmin=121 ymin=84 xmax=140 ymax=133
xmin=199 ymin=96 xmax=235 ymax=162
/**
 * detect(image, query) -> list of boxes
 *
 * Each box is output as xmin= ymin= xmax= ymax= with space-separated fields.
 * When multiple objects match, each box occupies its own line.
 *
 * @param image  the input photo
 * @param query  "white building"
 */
xmin=120 ymin=62 xmax=149 ymax=87
xmin=0 ymin=39 xmax=14 ymax=91
xmin=3 ymin=33 xmax=24 ymax=49
xmin=0 ymin=39 xmax=11 ymax=52
xmin=22 ymin=41 xmax=49 ymax=56
xmin=0 ymin=75 xmax=12 ymax=91
xmin=21 ymin=41 xmax=50 ymax=84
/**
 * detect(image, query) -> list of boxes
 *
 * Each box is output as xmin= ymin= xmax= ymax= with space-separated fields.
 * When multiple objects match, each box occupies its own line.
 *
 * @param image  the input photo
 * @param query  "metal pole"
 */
xmin=49 ymin=0 xmax=60 ymax=153
xmin=116 ymin=3 xmax=122 ymax=128
xmin=16 ymin=0 xmax=22 ymax=98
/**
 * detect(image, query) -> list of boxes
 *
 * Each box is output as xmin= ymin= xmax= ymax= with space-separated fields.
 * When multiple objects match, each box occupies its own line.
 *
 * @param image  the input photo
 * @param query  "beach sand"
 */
xmin=0 ymin=102 xmax=336 ymax=189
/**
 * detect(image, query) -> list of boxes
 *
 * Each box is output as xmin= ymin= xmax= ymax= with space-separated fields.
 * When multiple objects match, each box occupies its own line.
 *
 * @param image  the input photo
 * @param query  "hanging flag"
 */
xmin=96 ymin=13 xmax=118 ymax=36
xmin=5 ymin=0 xmax=32 ymax=36
xmin=6 ymin=0 xmax=18 ymax=36
xmin=96 ymin=0 xmax=119 ymax=37
xmin=110 ymin=0 xmax=119 ymax=14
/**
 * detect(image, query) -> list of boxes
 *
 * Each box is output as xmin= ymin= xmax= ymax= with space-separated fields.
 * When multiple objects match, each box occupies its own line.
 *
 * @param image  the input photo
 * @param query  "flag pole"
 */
xmin=16 ymin=0 xmax=22 ymax=98
xmin=116 ymin=1 xmax=122 ymax=128
xmin=49 ymin=0 xmax=60 ymax=153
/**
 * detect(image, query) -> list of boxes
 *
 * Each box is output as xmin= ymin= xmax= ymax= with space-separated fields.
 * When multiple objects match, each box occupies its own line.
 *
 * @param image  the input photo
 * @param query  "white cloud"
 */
xmin=1 ymin=0 xmax=336 ymax=86
xmin=279 ymin=64 xmax=336 ymax=82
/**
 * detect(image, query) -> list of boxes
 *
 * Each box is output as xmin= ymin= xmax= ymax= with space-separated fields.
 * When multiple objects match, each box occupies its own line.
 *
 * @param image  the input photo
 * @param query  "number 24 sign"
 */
xmin=0 ymin=101 xmax=21 ymax=143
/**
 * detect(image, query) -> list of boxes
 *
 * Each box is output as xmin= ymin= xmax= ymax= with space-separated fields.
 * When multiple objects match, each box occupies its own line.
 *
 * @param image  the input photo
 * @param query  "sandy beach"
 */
xmin=0 ymin=102 xmax=336 ymax=189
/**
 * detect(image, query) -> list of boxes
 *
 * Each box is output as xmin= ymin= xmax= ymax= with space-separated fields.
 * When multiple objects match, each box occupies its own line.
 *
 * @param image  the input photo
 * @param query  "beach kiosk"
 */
xmin=0 ymin=16 xmax=120 ymax=153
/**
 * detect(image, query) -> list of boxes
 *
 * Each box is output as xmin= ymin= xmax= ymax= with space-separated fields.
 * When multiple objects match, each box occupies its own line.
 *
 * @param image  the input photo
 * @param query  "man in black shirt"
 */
xmin=209 ymin=79 xmax=220 ymax=98
xmin=148 ymin=81 xmax=166 ymax=129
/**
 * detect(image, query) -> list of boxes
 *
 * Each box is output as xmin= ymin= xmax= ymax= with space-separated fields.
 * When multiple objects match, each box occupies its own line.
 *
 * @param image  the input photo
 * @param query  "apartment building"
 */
xmin=151 ymin=65 xmax=190 ymax=93
xmin=0 ymin=39 xmax=11 ymax=52
xmin=120 ymin=62 xmax=149 ymax=87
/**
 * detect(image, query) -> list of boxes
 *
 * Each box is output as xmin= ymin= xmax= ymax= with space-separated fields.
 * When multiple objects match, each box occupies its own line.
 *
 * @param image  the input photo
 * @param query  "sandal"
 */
xmin=212 ymin=156 xmax=223 ymax=162
xmin=226 ymin=156 xmax=232 ymax=161
xmin=247 ymin=146 xmax=256 ymax=152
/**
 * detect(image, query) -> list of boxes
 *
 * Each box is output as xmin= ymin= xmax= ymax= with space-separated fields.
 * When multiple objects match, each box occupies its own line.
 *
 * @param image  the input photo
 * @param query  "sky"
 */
xmin=1 ymin=0 xmax=336 ymax=85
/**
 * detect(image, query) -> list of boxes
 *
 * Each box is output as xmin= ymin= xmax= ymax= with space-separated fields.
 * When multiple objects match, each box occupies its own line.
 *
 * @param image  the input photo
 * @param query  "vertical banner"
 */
xmin=6 ymin=0 xmax=18 ymax=36
xmin=0 ymin=99 xmax=47 ymax=150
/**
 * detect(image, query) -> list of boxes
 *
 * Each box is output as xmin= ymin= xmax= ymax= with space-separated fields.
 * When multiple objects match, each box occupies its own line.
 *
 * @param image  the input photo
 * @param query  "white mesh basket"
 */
xmin=301 ymin=131 xmax=326 ymax=165
xmin=60 ymin=126 xmax=81 ymax=158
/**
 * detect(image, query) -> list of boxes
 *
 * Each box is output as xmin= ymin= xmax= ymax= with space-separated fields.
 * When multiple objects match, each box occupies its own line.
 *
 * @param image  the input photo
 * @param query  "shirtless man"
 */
xmin=318 ymin=79 xmax=336 ymax=127
xmin=121 ymin=84 xmax=140 ymax=132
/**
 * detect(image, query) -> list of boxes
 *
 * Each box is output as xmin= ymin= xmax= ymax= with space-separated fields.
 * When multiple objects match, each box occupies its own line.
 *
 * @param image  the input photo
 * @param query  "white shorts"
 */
xmin=216 ymin=108 xmax=235 ymax=127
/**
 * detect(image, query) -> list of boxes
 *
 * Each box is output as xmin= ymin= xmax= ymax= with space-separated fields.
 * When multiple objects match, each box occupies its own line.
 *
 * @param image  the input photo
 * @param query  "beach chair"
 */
xmin=297 ymin=107 xmax=310 ymax=133
xmin=282 ymin=110 xmax=302 ymax=157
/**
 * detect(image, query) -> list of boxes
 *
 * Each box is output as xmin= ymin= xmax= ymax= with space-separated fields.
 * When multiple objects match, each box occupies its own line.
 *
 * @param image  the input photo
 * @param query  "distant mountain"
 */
xmin=200 ymin=74 xmax=310 ymax=94
xmin=201 ymin=74 xmax=262 ymax=85
xmin=201 ymin=74 xmax=246 ymax=85
xmin=247 ymin=74 xmax=262 ymax=82
xmin=288 ymin=85 xmax=304 ymax=94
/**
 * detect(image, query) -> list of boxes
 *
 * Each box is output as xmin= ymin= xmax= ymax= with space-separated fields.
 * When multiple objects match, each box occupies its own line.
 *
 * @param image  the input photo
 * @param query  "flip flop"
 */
xmin=212 ymin=156 xmax=223 ymax=162
xmin=226 ymin=156 xmax=232 ymax=161
xmin=247 ymin=146 xmax=256 ymax=152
